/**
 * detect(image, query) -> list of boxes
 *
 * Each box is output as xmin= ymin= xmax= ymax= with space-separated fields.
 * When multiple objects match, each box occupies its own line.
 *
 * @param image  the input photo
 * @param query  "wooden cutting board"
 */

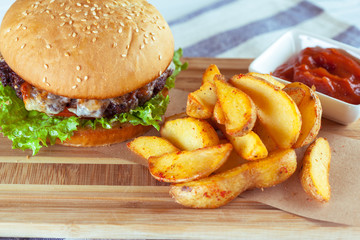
xmin=0 ymin=58 xmax=360 ymax=239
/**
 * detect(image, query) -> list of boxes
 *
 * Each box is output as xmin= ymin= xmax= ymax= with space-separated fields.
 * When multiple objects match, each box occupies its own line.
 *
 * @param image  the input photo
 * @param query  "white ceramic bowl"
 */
xmin=249 ymin=29 xmax=360 ymax=125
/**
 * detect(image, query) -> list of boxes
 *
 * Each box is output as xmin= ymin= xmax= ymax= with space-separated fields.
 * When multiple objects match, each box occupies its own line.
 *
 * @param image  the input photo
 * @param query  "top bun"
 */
xmin=0 ymin=0 xmax=174 ymax=99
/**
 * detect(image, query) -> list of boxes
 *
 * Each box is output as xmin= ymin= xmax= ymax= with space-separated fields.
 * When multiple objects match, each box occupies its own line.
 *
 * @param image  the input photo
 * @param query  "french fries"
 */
xmin=127 ymin=64 xmax=329 ymax=209
xmin=214 ymin=76 xmax=257 ymax=137
xmin=300 ymin=137 xmax=331 ymax=202
xmin=160 ymin=117 xmax=219 ymax=151
xmin=127 ymin=136 xmax=179 ymax=159
xmin=149 ymin=143 xmax=233 ymax=183
xmin=169 ymin=149 xmax=297 ymax=208
xmin=283 ymin=82 xmax=322 ymax=148
xmin=230 ymin=74 xmax=302 ymax=149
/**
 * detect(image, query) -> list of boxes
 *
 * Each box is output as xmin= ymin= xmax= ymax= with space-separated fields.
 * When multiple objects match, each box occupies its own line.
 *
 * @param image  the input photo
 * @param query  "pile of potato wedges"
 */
xmin=127 ymin=64 xmax=331 ymax=208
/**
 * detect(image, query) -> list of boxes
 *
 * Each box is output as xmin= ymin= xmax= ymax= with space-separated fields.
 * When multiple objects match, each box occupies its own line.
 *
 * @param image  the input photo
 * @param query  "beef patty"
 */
xmin=0 ymin=58 xmax=173 ymax=118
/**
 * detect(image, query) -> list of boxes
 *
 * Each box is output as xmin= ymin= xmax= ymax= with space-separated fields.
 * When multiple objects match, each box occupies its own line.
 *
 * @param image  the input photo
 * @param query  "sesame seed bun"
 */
xmin=0 ymin=0 xmax=174 ymax=99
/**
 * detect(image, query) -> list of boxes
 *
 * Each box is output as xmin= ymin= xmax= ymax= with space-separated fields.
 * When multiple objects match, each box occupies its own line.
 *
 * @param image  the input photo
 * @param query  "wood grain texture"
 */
xmin=0 ymin=58 xmax=359 ymax=239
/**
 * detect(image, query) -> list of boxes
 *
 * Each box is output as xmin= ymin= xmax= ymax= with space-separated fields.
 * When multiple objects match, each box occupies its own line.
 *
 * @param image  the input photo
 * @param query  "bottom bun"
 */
xmin=56 ymin=123 xmax=152 ymax=147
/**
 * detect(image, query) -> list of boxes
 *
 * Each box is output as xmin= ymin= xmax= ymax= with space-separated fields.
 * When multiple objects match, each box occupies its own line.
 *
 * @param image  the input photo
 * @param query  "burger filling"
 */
xmin=0 ymin=58 xmax=174 ymax=118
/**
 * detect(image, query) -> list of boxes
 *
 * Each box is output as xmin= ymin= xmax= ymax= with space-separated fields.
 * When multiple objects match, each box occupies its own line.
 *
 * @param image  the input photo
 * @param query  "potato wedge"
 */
xmin=226 ymin=131 xmax=268 ymax=161
xmin=170 ymin=149 xmax=297 ymax=208
xmin=216 ymin=123 xmax=267 ymax=161
xmin=252 ymin=120 xmax=278 ymax=153
xmin=202 ymin=64 xmax=221 ymax=85
xmin=186 ymin=81 xmax=217 ymax=119
xmin=300 ymin=137 xmax=331 ymax=203
xmin=214 ymin=76 xmax=257 ymax=137
xmin=213 ymin=101 xmax=226 ymax=125
xmin=160 ymin=117 xmax=219 ymax=151
xmin=149 ymin=143 xmax=233 ymax=183
xmin=230 ymin=74 xmax=302 ymax=149
xmin=247 ymin=72 xmax=285 ymax=89
xmin=127 ymin=136 xmax=179 ymax=160
xmin=283 ymin=82 xmax=322 ymax=148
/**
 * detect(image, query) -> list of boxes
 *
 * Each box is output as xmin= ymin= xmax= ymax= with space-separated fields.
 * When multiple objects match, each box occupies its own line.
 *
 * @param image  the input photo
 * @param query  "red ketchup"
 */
xmin=273 ymin=47 xmax=360 ymax=105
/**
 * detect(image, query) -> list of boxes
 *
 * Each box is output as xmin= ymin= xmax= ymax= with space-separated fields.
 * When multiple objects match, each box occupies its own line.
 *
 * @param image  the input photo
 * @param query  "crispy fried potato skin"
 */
xmin=283 ymin=82 xmax=322 ymax=148
xmin=300 ymin=137 xmax=331 ymax=203
xmin=170 ymin=149 xmax=297 ymax=208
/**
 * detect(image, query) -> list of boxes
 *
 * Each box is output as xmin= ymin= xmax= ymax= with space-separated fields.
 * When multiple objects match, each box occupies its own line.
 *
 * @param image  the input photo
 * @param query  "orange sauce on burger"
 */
xmin=273 ymin=46 xmax=360 ymax=104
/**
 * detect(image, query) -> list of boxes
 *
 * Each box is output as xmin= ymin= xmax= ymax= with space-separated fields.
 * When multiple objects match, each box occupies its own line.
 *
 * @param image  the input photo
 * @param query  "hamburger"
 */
xmin=0 ymin=0 xmax=186 ymax=154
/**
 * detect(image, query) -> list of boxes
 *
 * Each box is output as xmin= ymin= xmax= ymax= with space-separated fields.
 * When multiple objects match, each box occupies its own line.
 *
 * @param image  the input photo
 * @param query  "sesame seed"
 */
xmin=84 ymin=76 xmax=89 ymax=81
xmin=140 ymin=44 xmax=144 ymax=49
xmin=45 ymin=9 xmax=50 ymax=14
xmin=15 ymin=37 xmax=19 ymax=41
xmin=120 ymin=22 xmax=124 ymax=27
xmin=76 ymin=65 xmax=81 ymax=71
xmin=65 ymin=6 xmax=70 ymax=11
xmin=144 ymin=33 xmax=149 ymax=38
xmin=76 ymin=3 xmax=81 ymax=7
xmin=6 ymin=28 xmax=11 ymax=33
xmin=60 ymin=3 xmax=65 ymax=7
xmin=118 ymin=28 xmax=122 ymax=33
xmin=84 ymin=4 xmax=89 ymax=7
xmin=76 ymin=9 xmax=81 ymax=13
xmin=94 ymin=16 xmax=99 ymax=20
xmin=60 ymin=22 xmax=66 ymax=26
xmin=51 ymin=15 xmax=55 ymax=19
xmin=81 ymin=19 xmax=86 ymax=22
xmin=159 ymin=55 xmax=162 ymax=60
xmin=135 ymin=28 xmax=139 ymax=33
xmin=144 ymin=39 xmax=148 ymax=44
xmin=121 ymin=54 xmax=127 ymax=58
xmin=103 ymin=13 xmax=108 ymax=17
xmin=22 ymin=26 xmax=27 ymax=30
xmin=21 ymin=44 xmax=26 ymax=49
xmin=50 ymin=0 xmax=55 ymax=3
xmin=159 ymin=71 xmax=162 ymax=75
xmin=73 ymin=45 xmax=77 ymax=48
xmin=72 ymin=85 xmax=77 ymax=89
xmin=72 ymin=32 xmax=77 ymax=37
xmin=65 ymin=13 xmax=71 ymax=18
xmin=92 ymin=37 xmax=97 ymax=42
xmin=46 ymin=44 xmax=52 ymax=49
xmin=94 ymin=4 xmax=99 ymax=8
xmin=44 ymin=64 xmax=49 ymax=69
xmin=90 ymin=7 xmax=96 ymax=11
xmin=152 ymin=36 xmax=156 ymax=41
xmin=104 ymin=25 xmax=108 ymax=29
xmin=126 ymin=45 xmax=130 ymax=49
xmin=76 ymin=77 xmax=82 ymax=82
xmin=113 ymin=42 xmax=117 ymax=48
xmin=92 ymin=30 xmax=98 ymax=34
xmin=46 ymin=82 xmax=50 ymax=86
xmin=64 ymin=52 xmax=70 ymax=57
xmin=43 ymin=77 xmax=46 ymax=83
xmin=60 ymin=16 xmax=66 ymax=19
xmin=126 ymin=16 xmax=132 ymax=20
xmin=69 ymin=20 xmax=73 ymax=25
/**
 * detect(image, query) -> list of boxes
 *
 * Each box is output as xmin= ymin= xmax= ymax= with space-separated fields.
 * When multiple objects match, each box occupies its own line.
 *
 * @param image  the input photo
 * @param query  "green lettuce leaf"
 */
xmin=0 ymin=48 xmax=187 ymax=155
